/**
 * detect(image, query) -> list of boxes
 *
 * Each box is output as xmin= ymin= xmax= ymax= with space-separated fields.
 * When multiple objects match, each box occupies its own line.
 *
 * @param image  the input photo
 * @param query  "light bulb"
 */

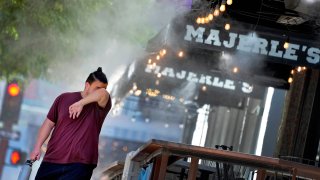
xmin=196 ymin=17 xmax=201 ymax=24
xmin=297 ymin=66 xmax=302 ymax=72
xmin=205 ymin=17 xmax=209 ymax=23
xmin=178 ymin=51 xmax=184 ymax=58
xmin=283 ymin=42 xmax=289 ymax=49
xmin=132 ymin=83 xmax=137 ymax=90
xmin=134 ymin=90 xmax=142 ymax=96
xmin=208 ymin=14 xmax=213 ymax=20
xmin=225 ymin=23 xmax=230 ymax=30
xmin=220 ymin=4 xmax=226 ymax=12
xmin=214 ymin=8 xmax=220 ymax=16
xmin=233 ymin=67 xmax=239 ymax=73
xmin=288 ymin=77 xmax=293 ymax=83
xmin=227 ymin=0 xmax=233 ymax=5
xmin=201 ymin=18 xmax=205 ymax=24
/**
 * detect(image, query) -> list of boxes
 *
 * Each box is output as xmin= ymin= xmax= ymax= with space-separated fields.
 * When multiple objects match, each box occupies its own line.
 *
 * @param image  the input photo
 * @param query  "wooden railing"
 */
xmin=101 ymin=161 xmax=124 ymax=180
xmin=103 ymin=139 xmax=320 ymax=180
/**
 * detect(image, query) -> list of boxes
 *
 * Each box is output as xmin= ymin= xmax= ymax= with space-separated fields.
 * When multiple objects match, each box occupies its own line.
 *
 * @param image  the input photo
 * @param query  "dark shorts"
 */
xmin=35 ymin=162 xmax=96 ymax=180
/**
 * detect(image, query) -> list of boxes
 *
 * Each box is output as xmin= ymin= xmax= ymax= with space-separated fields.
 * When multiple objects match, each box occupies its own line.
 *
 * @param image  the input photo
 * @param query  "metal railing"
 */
xmin=104 ymin=139 xmax=320 ymax=180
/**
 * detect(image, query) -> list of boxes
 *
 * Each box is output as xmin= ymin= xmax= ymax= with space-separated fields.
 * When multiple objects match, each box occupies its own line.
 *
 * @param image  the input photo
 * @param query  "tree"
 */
xmin=0 ymin=0 xmax=113 ymax=80
xmin=0 ymin=0 xmax=177 ymax=83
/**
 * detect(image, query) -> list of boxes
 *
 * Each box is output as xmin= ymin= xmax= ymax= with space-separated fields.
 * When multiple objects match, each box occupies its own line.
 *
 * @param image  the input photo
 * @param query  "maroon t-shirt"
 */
xmin=43 ymin=92 xmax=111 ymax=165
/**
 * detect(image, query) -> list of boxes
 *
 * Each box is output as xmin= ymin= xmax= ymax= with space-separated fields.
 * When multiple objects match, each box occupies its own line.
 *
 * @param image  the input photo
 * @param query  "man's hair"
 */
xmin=86 ymin=67 xmax=108 ymax=84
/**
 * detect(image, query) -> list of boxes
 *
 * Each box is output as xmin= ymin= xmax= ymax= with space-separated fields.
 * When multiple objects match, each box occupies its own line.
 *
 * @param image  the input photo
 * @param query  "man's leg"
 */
xmin=61 ymin=163 xmax=96 ymax=180
xmin=35 ymin=162 xmax=64 ymax=180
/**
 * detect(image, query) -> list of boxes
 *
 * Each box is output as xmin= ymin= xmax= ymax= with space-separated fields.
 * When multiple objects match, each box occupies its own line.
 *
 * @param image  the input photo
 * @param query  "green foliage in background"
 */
xmin=0 ymin=0 xmax=108 ymax=78
xmin=0 ymin=0 xmax=113 ymax=80
xmin=0 ymin=0 xmax=166 ymax=81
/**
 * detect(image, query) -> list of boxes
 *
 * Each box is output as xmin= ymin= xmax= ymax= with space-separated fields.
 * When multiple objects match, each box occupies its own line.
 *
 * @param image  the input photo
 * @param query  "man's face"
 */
xmin=85 ymin=80 xmax=108 ymax=94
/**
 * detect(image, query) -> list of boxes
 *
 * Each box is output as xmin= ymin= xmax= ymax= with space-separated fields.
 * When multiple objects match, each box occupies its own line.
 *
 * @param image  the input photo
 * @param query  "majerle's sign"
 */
xmin=183 ymin=24 xmax=320 ymax=68
xmin=144 ymin=64 xmax=264 ymax=98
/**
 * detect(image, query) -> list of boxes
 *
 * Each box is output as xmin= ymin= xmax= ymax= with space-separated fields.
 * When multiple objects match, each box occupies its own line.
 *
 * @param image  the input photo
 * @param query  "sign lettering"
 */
xmin=184 ymin=25 xmax=320 ymax=66
xmin=145 ymin=64 xmax=254 ymax=94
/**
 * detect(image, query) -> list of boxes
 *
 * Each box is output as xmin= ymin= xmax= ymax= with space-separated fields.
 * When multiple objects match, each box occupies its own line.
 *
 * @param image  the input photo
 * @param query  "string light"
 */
xmin=146 ymin=88 xmax=160 ymax=97
xmin=159 ymin=49 xmax=166 ymax=57
xmin=196 ymin=17 xmax=201 ymax=24
xmin=178 ymin=51 xmax=184 ymax=58
xmin=148 ymin=59 xmax=152 ymax=64
xmin=202 ymin=86 xmax=207 ymax=91
xmin=225 ymin=23 xmax=231 ymax=30
xmin=290 ymin=66 xmax=307 ymax=76
xmin=295 ymin=66 xmax=307 ymax=72
xmin=201 ymin=18 xmax=205 ymax=24
xmin=233 ymin=67 xmax=239 ymax=73
xmin=132 ymin=83 xmax=137 ymax=91
xmin=283 ymin=36 xmax=290 ymax=49
xmin=156 ymin=55 xmax=160 ymax=60
xmin=220 ymin=4 xmax=226 ymax=12
xmin=297 ymin=66 xmax=302 ymax=72
xmin=163 ymin=94 xmax=175 ymax=101
xmin=195 ymin=0 xmax=233 ymax=24
xmin=214 ymin=6 xmax=220 ymax=17
xmin=204 ymin=17 xmax=210 ymax=23
xmin=288 ymin=77 xmax=293 ymax=83
xmin=283 ymin=42 xmax=289 ymax=49
xmin=134 ymin=90 xmax=142 ymax=96
xmin=161 ymin=49 xmax=166 ymax=55
xmin=152 ymin=62 xmax=156 ymax=69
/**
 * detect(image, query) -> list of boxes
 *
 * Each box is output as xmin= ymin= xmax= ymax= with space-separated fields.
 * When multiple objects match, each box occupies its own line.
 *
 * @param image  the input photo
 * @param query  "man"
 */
xmin=30 ymin=67 xmax=112 ymax=180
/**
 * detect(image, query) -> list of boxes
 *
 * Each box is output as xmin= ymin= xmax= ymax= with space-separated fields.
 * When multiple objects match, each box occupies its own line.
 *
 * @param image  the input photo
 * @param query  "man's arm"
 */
xmin=69 ymin=89 xmax=109 ymax=119
xmin=30 ymin=118 xmax=55 ymax=161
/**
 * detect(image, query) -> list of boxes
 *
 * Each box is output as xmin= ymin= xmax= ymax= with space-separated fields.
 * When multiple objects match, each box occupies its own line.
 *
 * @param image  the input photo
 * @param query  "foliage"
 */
xmin=0 ymin=0 xmax=113 ymax=80
xmin=0 ymin=0 xmax=175 ymax=83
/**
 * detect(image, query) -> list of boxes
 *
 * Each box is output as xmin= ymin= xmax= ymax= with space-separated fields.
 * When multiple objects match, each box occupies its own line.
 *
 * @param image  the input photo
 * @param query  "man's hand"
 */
xmin=30 ymin=148 xmax=41 ymax=161
xmin=69 ymin=101 xmax=84 ymax=119
xmin=30 ymin=118 xmax=55 ymax=161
